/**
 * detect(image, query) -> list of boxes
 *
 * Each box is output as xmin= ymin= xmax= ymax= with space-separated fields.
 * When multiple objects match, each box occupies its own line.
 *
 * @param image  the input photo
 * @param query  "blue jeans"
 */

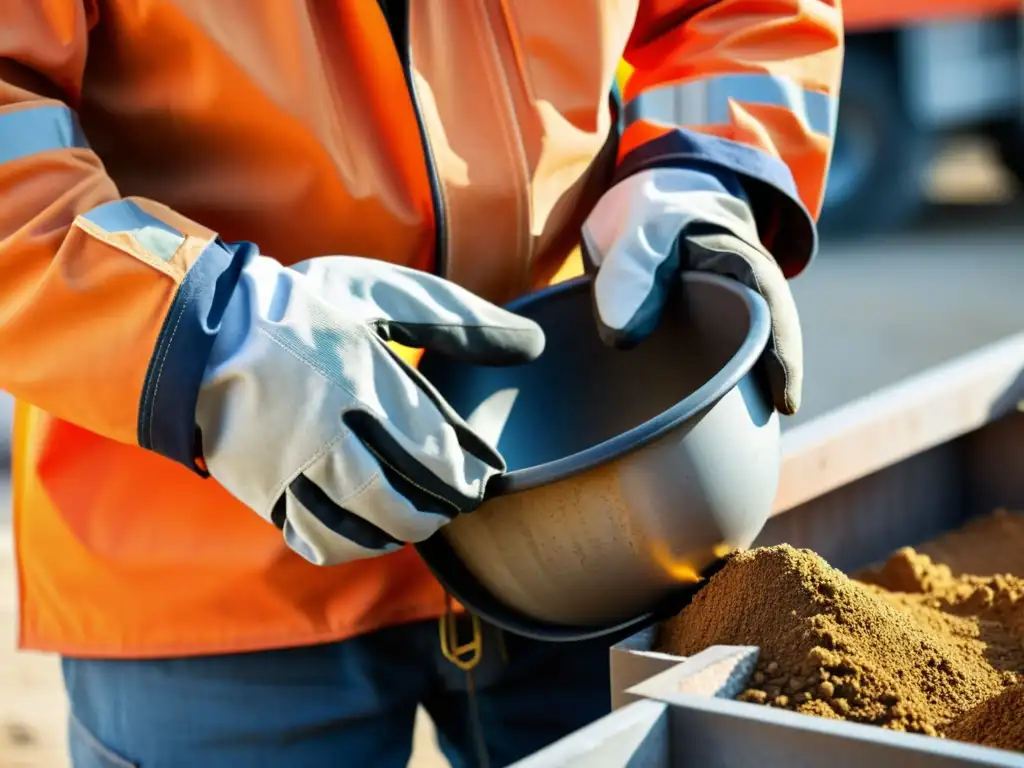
xmin=62 ymin=618 xmax=612 ymax=767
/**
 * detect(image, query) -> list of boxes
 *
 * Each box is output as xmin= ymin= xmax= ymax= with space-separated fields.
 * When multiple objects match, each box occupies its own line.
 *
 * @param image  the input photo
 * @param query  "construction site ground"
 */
xmin=3 ymin=139 xmax=1024 ymax=767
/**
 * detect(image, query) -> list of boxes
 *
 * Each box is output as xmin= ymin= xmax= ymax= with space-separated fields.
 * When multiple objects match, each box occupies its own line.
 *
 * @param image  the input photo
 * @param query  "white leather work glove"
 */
xmin=582 ymin=167 xmax=803 ymax=415
xmin=195 ymin=253 xmax=545 ymax=565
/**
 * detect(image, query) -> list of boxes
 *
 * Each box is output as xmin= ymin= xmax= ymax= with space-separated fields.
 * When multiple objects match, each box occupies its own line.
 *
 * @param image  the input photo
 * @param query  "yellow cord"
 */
xmin=438 ymin=594 xmax=483 ymax=672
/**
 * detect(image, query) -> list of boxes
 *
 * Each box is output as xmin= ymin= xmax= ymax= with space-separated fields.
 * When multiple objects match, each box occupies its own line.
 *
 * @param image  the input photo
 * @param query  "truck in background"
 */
xmin=618 ymin=0 xmax=1024 ymax=237
xmin=826 ymin=0 xmax=1023 ymax=235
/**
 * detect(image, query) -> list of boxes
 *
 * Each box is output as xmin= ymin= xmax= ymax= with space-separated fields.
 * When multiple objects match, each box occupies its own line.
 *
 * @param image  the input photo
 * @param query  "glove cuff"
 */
xmin=613 ymin=129 xmax=817 ymax=278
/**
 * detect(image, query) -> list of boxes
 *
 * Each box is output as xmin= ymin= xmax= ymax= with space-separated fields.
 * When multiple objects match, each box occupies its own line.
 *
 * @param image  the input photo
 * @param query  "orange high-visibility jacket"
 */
xmin=1 ymin=1 xmax=842 ymax=658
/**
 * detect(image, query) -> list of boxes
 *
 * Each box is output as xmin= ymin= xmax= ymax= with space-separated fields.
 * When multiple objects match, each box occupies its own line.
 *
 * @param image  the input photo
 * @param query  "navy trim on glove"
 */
xmin=615 ymin=129 xmax=817 ymax=278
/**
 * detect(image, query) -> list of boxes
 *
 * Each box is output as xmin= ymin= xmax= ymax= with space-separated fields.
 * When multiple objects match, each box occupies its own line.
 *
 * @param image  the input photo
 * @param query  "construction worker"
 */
xmin=1 ymin=2 xmax=842 ymax=766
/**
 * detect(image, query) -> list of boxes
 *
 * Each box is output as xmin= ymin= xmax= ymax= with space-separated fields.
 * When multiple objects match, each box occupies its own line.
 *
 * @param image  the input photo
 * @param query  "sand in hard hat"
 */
xmin=657 ymin=538 xmax=1024 ymax=743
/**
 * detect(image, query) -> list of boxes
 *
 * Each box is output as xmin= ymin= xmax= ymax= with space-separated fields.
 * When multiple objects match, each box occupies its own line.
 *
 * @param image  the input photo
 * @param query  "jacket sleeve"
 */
xmin=620 ymin=0 xmax=844 ymax=276
xmin=0 ymin=2 xmax=246 ymax=472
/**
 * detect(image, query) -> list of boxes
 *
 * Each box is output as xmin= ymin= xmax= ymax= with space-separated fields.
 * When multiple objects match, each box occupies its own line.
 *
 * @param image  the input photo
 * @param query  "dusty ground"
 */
xmin=1 ymin=523 xmax=69 ymax=768
xmin=2 ymin=138 xmax=1024 ymax=766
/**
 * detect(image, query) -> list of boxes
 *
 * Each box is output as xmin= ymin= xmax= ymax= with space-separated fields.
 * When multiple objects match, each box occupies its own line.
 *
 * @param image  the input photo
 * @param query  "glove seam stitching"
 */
xmin=360 ymin=438 xmax=468 ymax=514
xmin=258 ymin=324 xmax=365 ymax=406
xmin=377 ymin=321 xmax=539 ymax=334
xmin=323 ymin=431 xmax=387 ymax=511
xmin=255 ymin=325 xmax=487 ymax=514
xmin=686 ymin=236 xmax=792 ymax=412
xmin=731 ymin=251 xmax=791 ymax=412
xmin=267 ymin=430 xmax=352 ymax=521
xmin=146 ymin=281 xmax=192 ymax=450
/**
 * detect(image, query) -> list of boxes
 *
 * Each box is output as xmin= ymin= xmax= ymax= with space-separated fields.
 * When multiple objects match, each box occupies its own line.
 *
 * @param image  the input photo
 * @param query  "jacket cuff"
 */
xmin=615 ymin=129 xmax=818 ymax=278
xmin=136 ymin=238 xmax=252 ymax=474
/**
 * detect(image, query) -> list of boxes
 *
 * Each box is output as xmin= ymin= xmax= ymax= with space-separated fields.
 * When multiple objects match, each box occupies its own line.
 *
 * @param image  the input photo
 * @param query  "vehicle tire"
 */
xmin=818 ymin=46 xmax=935 ymax=237
xmin=991 ymin=119 xmax=1024 ymax=187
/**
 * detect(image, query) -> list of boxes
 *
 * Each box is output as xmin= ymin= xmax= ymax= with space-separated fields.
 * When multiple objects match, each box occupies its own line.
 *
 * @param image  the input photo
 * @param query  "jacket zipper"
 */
xmin=377 ymin=0 xmax=448 ymax=278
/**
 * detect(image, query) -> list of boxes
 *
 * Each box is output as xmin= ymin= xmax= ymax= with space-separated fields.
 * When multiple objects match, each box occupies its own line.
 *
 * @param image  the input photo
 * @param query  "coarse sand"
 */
xmin=657 ymin=511 xmax=1024 ymax=751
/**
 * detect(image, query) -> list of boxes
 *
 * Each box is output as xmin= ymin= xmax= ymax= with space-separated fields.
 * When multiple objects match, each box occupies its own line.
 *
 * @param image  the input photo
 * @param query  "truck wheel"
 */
xmin=991 ymin=119 xmax=1024 ymax=187
xmin=819 ymin=47 xmax=934 ymax=237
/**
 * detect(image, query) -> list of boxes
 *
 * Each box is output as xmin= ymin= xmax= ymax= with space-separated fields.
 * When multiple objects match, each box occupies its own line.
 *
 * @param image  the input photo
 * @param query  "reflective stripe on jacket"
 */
xmin=1 ymin=0 xmax=842 ymax=657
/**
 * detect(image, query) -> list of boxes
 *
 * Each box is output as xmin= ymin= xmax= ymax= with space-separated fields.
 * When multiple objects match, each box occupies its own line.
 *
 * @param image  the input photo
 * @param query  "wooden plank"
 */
xmin=773 ymin=330 xmax=1024 ymax=515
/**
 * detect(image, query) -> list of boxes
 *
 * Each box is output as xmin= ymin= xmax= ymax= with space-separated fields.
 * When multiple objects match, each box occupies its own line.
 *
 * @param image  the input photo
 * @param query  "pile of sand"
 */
xmin=945 ymin=684 xmax=1024 ymax=751
xmin=657 ymin=540 xmax=1024 ymax=748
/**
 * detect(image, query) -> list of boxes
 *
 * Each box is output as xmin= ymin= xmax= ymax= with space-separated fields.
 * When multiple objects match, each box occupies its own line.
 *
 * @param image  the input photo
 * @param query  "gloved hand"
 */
xmin=582 ymin=167 xmax=803 ymax=415
xmin=195 ymin=253 xmax=545 ymax=565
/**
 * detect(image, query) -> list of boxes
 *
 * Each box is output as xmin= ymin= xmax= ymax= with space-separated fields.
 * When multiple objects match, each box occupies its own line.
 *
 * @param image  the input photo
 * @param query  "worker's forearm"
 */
xmin=0 ymin=1 xmax=250 ymax=472
xmin=0 ymin=98 xmax=246 ymax=471
xmin=623 ymin=0 xmax=844 ymax=274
